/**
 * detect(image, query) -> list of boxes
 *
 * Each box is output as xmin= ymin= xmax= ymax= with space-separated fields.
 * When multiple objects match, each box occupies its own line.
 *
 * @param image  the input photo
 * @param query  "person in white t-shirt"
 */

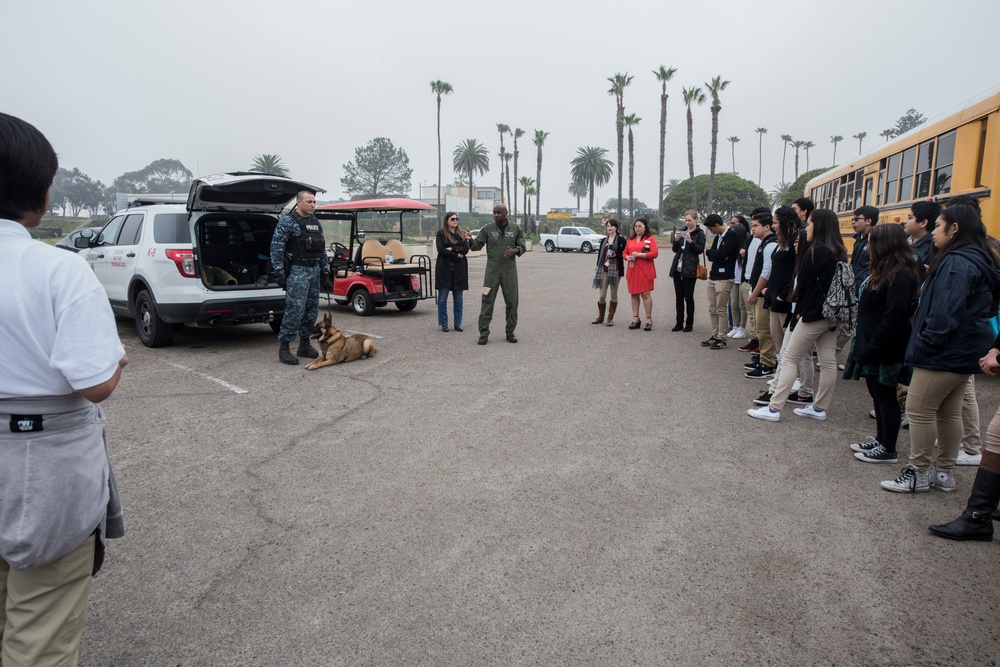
xmin=0 ymin=112 xmax=128 ymax=667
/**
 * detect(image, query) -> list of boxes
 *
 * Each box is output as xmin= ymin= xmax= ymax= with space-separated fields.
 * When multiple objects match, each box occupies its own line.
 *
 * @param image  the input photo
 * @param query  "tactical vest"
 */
xmin=748 ymin=233 xmax=777 ymax=287
xmin=286 ymin=213 xmax=326 ymax=265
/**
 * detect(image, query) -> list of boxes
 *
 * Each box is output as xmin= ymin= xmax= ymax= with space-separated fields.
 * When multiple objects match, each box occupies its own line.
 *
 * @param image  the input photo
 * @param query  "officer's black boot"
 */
xmin=296 ymin=337 xmax=319 ymax=359
xmin=278 ymin=341 xmax=299 ymax=365
xmin=928 ymin=455 xmax=1000 ymax=541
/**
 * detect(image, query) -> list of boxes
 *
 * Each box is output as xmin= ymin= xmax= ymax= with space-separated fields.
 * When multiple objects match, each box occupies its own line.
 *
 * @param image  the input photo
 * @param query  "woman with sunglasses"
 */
xmin=435 ymin=212 xmax=470 ymax=332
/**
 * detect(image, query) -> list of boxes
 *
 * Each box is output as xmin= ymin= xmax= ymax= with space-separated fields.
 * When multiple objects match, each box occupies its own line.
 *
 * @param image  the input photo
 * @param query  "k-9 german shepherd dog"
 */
xmin=304 ymin=313 xmax=378 ymax=370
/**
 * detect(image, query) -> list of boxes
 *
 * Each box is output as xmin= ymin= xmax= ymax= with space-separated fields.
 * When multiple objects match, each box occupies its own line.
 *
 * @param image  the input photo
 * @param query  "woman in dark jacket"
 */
xmin=764 ymin=207 xmax=798 ymax=359
xmin=748 ymin=209 xmax=846 ymax=422
xmin=881 ymin=204 xmax=1000 ymax=494
xmin=843 ymin=224 xmax=918 ymax=463
xmin=435 ymin=212 xmax=469 ymax=332
xmin=592 ymin=218 xmax=627 ymax=326
xmin=669 ymin=209 xmax=706 ymax=331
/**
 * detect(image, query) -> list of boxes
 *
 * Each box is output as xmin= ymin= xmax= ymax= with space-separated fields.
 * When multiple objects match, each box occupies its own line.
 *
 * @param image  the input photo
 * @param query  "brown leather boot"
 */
xmin=606 ymin=302 xmax=617 ymax=326
xmin=592 ymin=303 xmax=606 ymax=324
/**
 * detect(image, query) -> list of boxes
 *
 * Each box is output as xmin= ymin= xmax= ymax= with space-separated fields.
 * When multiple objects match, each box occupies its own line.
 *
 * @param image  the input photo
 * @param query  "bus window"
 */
xmin=885 ymin=153 xmax=901 ymax=205
xmin=934 ymin=131 xmax=956 ymax=196
xmin=864 ymin=177 xmax=874 ymax=206
xmin=853 ymin=169 xmax=864 ymax=206
xmin=915 ymin=140 xmax=934 ymax=199
xmin=898 ymin=146 xmax=916 ymax=202
xmin=877 ymin=159 xmax=887 ymax=205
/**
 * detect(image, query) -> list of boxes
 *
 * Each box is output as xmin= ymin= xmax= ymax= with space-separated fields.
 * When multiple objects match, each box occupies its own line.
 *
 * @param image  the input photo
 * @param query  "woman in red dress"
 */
xmin=624 ymin=217 xmax=658 ymax=330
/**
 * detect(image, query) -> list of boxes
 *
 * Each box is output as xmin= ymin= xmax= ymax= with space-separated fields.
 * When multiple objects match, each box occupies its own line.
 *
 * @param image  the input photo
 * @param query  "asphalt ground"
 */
xmin=81 ymin=248 xmax=1000 ymax=666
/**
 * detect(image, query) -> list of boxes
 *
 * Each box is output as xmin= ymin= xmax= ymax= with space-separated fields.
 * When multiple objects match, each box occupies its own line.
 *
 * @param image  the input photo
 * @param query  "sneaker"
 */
xmin=793 ymin=405 xmax=827 ymax=421
xmin=850 ymin=436 xmax=880 ymax=453
xmin=709 ymin=339 xmax=727 ymax=350
xmin=731 ymin=327 xmax=746 ymax=339
xmin=900 ymin=413 xmax=909 ymax=429
xmin=838 ymin=364 xmax=846 ymax=371
xmin=750 ymin=347 xmax=761 ymax=355
xmin=956 ymin=449 xmax=982 ymax=466
xmin=701 ymin=337 xmax=717 ymax=347
xmin=747 ymin=405 xmax=780 ymax=421
xmin=738 ymin=339 xmax=759 ymax=352
xmin=869 ymin=409 xmax=876 ymax=419
xmin=725 ymin=328 xmax=737 ymax=338
xmin=791 ymin=378 xmax=801 ymax=392
xmin=788 ymin=392 xmax=813 ymax=404
xmin=753 ymin=390 xmax=774 ymax=406
xmin=881 ymin=464 xmax=930 ymax=493
xmin=929 ymin=467 xmax=957 ymax=493
xmin=745 ymin=366 xmax=775 ymax=379
xmin=854 ymin=444 xmax=898 ymax=463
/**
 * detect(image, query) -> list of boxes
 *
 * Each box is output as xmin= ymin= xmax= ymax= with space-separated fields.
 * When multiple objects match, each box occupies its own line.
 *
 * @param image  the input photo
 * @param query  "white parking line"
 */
xmin=344 ymin=329 xmax=382 ymax=339
xmin=165 ymin=362 xmax=249 ymax=395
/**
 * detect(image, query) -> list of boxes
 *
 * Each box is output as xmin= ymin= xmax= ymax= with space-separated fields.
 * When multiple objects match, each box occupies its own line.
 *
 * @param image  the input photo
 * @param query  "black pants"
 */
xmin=867 ymin=376 xmax=901 ymax=453
xmin=673 ymin=275 xmax=696 ymax=326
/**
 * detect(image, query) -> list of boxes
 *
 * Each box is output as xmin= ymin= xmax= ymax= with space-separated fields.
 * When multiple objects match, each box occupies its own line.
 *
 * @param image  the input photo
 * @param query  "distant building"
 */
xmin=420 ymin=182 xmax=502 ymax=215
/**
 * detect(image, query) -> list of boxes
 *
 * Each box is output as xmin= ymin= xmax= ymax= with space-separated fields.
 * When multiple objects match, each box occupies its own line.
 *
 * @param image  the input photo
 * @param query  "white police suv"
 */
xmin=77 ymin=173 xmax=324 ymax=347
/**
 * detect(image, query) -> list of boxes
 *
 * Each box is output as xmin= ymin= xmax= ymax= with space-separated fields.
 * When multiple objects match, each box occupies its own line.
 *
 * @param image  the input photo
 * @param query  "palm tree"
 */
xmin=780 ymin=134 xmax=793 ymax=182
xmin=519 ymin=176 xmax=536 ymax=229
xmin=771 ymin=181 xmax=791 ymax=207
xmin=653 ymin=65 xmax=678 ymax=225
xmin=512 ymin=128 xmax=525 ymax=219
xmin=803 ymin=141 xmax=815 ymax=171
xmin=830 ymin=135 xmax=843 ymax=166
xmin=624 ymin=114 xmax=641 ymax=220
xmin=430 ymin=80 xmax=454 ymax=219
xmin=568 ymin=179 xmax=589 ymax=213
xmin=879 ymin=129 xmax=894 ymax=143
xmin=503 ymin=151 xmax=512 ymax=211
xmin=607 ymin=72 xmax=634 ymax=219
xmin=249 ymin=154 xmax=289 ymax=176
xmin=496 ymin=123 xmax=510 ymax=204
xmin=682 ymin=86 xmax=706 ymax=209
xmin=704 ymin=75 xmax=730 ymax=215
xmin=452 ymin=139 xmax=489 ymax=214
xmin=853 ymin=131 xmax=867 ymax=155
xmin=662 ymin=178 xmax=681 ymax=197
xmin=792 ymin=140 xmax=805 ymax=180
xmin=533 ymin=130 xmax=549 ymax=226
xmin=754 ymin=127 xmax=767 ymax=186
xmin=570 ymin=146 xmax=614 ymax=217
xmin=727 ymin=136 xmax=740 ymax=173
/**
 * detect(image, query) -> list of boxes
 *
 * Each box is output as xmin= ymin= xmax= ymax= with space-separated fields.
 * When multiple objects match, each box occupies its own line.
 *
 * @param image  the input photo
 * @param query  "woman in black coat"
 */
xmin=843 ymin=223 xmax=918 ymax=463
xmin=435 ymin=212 xmax=469 ymax=332
xmin=591 ymin=218 xmax=627 ymax=326
xmin=669 ymin=209 xmax=706 ymax=331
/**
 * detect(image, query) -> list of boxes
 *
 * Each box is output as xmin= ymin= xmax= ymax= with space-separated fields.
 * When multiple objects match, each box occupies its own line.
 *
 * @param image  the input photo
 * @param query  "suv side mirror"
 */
xmin=74 ymin=229 xmax=95 ymax=248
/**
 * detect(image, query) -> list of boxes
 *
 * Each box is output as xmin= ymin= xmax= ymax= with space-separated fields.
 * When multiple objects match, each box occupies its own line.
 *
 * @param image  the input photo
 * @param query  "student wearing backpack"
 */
xmin=881 ymin=205 xmax=1000 ymax=493
xmin=748 ymin=209 xmax=848 ymax=422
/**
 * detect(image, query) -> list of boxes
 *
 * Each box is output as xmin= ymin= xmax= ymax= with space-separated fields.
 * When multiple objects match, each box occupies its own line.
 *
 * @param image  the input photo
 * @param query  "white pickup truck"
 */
xmin=540 ymin=226 xmax=605 ymax=253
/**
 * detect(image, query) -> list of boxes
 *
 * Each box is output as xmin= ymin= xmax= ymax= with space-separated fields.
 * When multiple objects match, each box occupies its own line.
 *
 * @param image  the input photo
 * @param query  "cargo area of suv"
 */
xmin=196 ymin=214 xmax=280 ymax=288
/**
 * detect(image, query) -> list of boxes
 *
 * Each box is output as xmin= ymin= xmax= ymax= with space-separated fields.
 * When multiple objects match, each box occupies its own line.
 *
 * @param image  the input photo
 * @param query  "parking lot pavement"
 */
xmin=83 ymin=250 xmax=1000 ymax=665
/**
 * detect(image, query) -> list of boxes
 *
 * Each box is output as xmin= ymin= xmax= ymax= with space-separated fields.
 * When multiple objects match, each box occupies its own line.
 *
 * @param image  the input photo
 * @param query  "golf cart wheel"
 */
xmin=351 ymin=288 xmax=374 ymax=316
xmin=395 ymin=300 xmax=418 ymax=312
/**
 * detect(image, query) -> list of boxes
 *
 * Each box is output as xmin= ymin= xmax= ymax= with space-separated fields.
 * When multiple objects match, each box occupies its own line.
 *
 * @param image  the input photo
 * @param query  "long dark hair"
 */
xmin=774 ymin=206 xmax=798 ymax=250
xmin=441 ymin=211 xmax=459 ymax=244
xmin=867 ymin=223 xmax=918 ymax=292
xmin=929 ymin=204 xmax=1000 ymax=308
xmin=808 ymin=209 xmax=848 ymax=262
xmin=629 ymin=217 xmax=652 ymax=240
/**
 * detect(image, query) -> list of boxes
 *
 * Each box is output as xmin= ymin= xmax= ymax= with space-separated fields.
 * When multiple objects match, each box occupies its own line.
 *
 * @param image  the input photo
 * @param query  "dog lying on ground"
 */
xmin=304 ymin=314 xmax=377 ymax=370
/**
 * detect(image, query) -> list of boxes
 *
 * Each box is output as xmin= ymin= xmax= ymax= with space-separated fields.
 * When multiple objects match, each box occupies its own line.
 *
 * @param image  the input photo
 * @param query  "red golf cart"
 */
xmin=314 ymin=198 xmax=435 ymax=315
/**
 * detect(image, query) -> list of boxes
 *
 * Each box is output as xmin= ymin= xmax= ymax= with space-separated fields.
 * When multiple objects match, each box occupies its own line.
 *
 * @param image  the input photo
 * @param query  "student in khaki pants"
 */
xmin=702 ymin=214 xmax=740 ymax=348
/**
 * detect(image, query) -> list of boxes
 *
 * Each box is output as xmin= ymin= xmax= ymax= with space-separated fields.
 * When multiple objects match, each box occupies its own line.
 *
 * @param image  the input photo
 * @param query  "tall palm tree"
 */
xmin=570 ymin=146 xmax=614 ymax=217
xmin=430 ymin=80 xmax=454 ymax=219
xmin=682 ymin=86 xmax=706 ymax=209
xmin=704 ymin=75 xmax=730 ymax=215
xmin=624 ymin=114 xmax=641 ymax=220
xmin=879 ymin=129 xmax=894 ymax=142
xmin=249 ymin=154 xmax=289 ymax=176
xmin=754 ymin=128 xmax=767 ymax=186
xmin=519 ymin=176 xmax=536 ymax=229
xmin=512 ymin=128 xmax=525 ymax=219
xmin=607 ymin=72 xmax=634 ymax=219
xmin=830 ymin=135 xmax=843 ymax=166
xmin=780 ymin=134 xmax=793 ymax=182
xmin=853 ymin=131 xmax=867 ymax=155
xmin=792 ymin=140 xmax=805 ymax=179
xmin=770 ymin=181 xmax=791 ymax=208
xmin=533 ymin=130 xmax=549 ymax=226
xmin=452 ymin=139 xmax=489 ymax=214
xmin=653 ymin=65 xmax=678 ymax=225
xmin=727 ymin=136 xmax=740 ymax=173
xmin=496 ymin=123 xmax=510 ymax=204
xmin=503 ymin=151 xmax=512 ymax=211
xmin=568 ymin=179 xmax=589 ymax=213
xmin=803 ymin=140 xmax=815 ymax=171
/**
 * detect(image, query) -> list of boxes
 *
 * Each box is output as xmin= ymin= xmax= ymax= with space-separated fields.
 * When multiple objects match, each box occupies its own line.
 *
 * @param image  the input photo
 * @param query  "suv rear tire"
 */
xmin=268 ymin=317 xmax=283 ymax=334
xmin=135 ymin=289 xmax=177 ymax=347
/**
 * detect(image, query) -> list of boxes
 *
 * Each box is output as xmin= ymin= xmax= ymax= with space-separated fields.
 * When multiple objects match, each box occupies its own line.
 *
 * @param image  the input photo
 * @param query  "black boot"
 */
xmin=928 ymin=467 xmax=1000 ymax=541
xmin=296 ymin=337 xmax=319 ymax=358
xmin=278 ymin=341 xmax=299 ymax=365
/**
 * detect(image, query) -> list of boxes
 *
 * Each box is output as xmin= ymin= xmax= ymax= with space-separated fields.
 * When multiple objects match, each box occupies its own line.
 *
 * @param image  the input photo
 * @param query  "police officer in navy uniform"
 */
xmin=270 ymin=191 xmax=330 ymax=365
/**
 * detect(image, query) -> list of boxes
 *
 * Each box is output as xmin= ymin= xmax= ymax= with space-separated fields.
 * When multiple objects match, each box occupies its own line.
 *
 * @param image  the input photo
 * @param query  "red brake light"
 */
xmin=165 ymin=249 xmax=196 ymax=278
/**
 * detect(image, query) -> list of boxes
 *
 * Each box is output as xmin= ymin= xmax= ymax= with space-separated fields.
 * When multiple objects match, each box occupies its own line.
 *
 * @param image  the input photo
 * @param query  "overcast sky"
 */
xmin=4 ymin=0 xmax=999 ymax=214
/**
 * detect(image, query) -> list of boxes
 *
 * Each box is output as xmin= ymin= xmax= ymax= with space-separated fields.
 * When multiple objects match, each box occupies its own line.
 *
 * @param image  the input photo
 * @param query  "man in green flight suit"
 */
xmin=468 ymin=204 xmax=526 ymax=345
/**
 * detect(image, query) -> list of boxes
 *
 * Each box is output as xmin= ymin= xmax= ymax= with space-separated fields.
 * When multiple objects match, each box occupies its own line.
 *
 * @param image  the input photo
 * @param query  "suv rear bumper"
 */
xmin=157 ymin=297 xmax=286 ymax=324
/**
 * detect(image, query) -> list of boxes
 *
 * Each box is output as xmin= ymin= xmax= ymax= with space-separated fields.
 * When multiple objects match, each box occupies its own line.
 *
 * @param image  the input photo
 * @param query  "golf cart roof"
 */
xmin=316 ymin=198 xmax=435 ymax=213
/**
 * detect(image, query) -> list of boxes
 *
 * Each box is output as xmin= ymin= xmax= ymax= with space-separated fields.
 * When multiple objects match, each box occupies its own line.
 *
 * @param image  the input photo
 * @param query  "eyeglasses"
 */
xmin=449 ymin=217 xmax=459 ymax=221
xmin=852 ymin=216 xmax=865 ymax=222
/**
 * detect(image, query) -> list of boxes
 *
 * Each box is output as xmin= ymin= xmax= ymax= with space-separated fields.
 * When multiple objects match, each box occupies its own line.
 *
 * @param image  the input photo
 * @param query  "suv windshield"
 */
xmin=154 ymin=213 xmax=192 ymax=244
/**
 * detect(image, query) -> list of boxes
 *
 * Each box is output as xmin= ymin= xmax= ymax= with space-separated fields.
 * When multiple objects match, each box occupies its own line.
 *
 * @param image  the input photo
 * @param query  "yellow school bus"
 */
xmin=805 ymin=89 xmax=999 ymax=249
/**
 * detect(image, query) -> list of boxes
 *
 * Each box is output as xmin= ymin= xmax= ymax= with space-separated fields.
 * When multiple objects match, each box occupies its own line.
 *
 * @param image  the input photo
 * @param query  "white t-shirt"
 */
xmin=0 ymin=219 xmax=124 ymax=399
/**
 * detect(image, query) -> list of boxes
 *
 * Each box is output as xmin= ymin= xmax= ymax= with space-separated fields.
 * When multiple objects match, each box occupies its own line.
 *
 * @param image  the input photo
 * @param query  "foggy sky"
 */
xmin=4 ymin=0 xmax=999 ymax=214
